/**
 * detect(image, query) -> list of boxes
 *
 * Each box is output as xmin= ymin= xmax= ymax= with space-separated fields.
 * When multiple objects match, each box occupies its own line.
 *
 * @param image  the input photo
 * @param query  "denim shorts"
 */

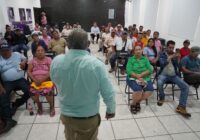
xmin=127 ymin=79 xmax=154 ymax=92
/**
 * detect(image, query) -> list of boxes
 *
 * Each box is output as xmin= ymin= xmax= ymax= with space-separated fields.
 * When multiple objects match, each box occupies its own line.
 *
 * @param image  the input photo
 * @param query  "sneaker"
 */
xmin=11 ymin=104 xmax=18 ymax=116
xmin=157 ymin=99 xmax=165 ymax=106
xmin=176 ymin=106 xmax=191 ymax=118
xmin=0 ymin=119 xmax=17 ymax=135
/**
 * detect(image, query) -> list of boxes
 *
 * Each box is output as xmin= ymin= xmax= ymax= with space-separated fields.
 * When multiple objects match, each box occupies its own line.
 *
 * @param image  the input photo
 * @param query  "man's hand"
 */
xmin=20 ymin=61 xmax=27 ymax=70
xmin=105 ymin=112 xmax=115 ymax=120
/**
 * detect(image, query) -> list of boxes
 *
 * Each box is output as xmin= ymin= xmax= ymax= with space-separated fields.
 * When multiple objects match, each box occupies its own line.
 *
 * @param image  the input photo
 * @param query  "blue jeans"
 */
xmin=12 ymin=44 xmax=28 ymax=57
xmin=0 ymin=78 xmax=30 ymax=120
xmin=157 ymin=74 xmax=189 ymax=107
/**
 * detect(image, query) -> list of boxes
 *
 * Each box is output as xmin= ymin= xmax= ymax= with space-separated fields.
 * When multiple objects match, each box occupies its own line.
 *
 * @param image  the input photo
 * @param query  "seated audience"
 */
xmin=115 ymin=24 xmax=123 ymax=37
xmin=28 ymin=45 xmax=55 ymax=116
xmin=180 ymin=46 xmax=200 ymax=86
xmin=146 ymin=29 xmax=151 ymax=38
xmin=41 ymin=29 xmax=51 ymax=46
xmin=180 ymin=40 xmax=190 ymax=59
xmin=109 ymin=31 xmax=132 ymax=74
xmin=104 ymin=29 xmax=118 ymax=64
xmin=157 ymin=40 xmax=191 ymax=118
xmin=126 ymin=45 xmax=153 ymax=114
xmin=13 ymin=28 xmax=29 ymax=57
xmin=138 ymin=25 xmax=144 ymax=33
xmin=134 ymin=33 xmax=144 ymax=48
xmin=61 ymin=23 xmax=72 ymax=38
xmin=31 ymin=32 xmax=48 ymax=56
xmin=48 ymin=30 xmax=67 ymax=54
xmin=143 ymin=38 xmax=158 ymax=65
xmin=99 ymin=27 xmax=110 ymax=52
xmin=4 ymin=25 xmax=15 ymax=46
xmin=141 ymin=31 xmax=148 ymax=47
xmin=90 ymin=22 xmax=100 ymax=44
xmin=0 ymin=40 xmax=30 ymax=133
xmin=107 ymin=22 xmax=113 ymax=32
xmin=153 ymin=31 xmax=162 ymax=55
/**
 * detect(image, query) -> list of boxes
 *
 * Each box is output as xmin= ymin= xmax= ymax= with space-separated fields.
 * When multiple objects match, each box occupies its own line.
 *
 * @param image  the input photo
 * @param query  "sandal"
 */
xmin=136 ymin=103 xmax=141 ymax=111
xmin=130 ymin=105 xmax=137 ymax=114
xmin=50 ymin=108 xmax=55 ymax=117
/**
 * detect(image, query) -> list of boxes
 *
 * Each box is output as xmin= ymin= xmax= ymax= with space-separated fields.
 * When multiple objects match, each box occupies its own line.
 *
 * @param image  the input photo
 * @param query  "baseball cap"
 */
xmin=0 ymin=40 xmax=11 ymax=50
xmin=31 ymin=31 xmax=39 ymax=37
xmin=191 ymin=46 xmax=200 ymax=53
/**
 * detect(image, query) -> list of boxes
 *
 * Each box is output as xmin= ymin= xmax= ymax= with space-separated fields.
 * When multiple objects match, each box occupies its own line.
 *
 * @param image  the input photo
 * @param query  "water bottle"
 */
xmin=27 ymin=103 xmax=34 ymax=116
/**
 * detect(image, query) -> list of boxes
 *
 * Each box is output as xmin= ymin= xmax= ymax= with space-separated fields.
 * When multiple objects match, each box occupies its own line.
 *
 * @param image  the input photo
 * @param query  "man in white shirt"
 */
xmin=109 ymin=32 xmax=133 ymax=74
xmin=104 ymin=29 xmax=118 ymax=64
xmin=90 ymin=22 xmax=100 ymax=44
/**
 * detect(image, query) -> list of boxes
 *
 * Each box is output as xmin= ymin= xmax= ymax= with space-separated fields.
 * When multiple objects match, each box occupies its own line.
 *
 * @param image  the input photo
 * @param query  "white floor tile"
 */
xmin=150 ymin=104 xmax=176 ymax=116
xmin=115 ymin=93 xmax=127 ymax=105
xmin=56 ymin=123 xmax=65 ymax=140
xmin=145 ymin=135 xmax=172 ymax=140
xmin=182 ymin=113 xmax=200 ymax=131
xmin=34 ymin=108 xmax=60 ymax=123
xmin=28 ymin=123 xmax=59 ymax=140
xmin=98 ymin=121 xmax=115 ymax=140
xmin=136 ymin=117 xmax=168 ymax=137
xmin=133 ymin=104 xmax=155 ymax=119
xmin=111 ymin=119 xmax=142 ymax=139
xmin=0 ymin=124 xmax=32 ymax=140
xmin=112 ymin=105 xmax=133 ymax=120
xmin=195 ymin=132 xmax=200 ymax=138
xmin=13 ymin=110 xmax=36 ymax=124
xmin=171 ymin=132 xmax=200 ymax=140
xmin=158 ymin=115 xmax=192 ymax=134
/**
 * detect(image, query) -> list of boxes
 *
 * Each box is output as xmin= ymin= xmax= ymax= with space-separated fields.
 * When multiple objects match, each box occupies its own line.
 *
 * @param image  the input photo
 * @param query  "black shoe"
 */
xmin=157 ymin=99 xmax=165 ymax=106
xmin=0 ymin=119 xmax=17 ymax=135
xmin=130 ymin=105 xmax=137 ymax=114
xmin=136 ymin=103 xmax=141 ymax=111
xmin=11 ymin=105 xmax=18 ymax=116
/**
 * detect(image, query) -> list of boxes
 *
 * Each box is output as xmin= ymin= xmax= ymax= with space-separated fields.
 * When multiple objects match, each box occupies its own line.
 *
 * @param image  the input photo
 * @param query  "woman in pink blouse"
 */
xmin=28 ymin=45 xmax=55 ymax=117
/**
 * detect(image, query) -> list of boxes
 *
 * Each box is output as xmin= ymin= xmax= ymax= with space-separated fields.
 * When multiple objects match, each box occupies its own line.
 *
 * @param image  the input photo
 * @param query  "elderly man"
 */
xmin=48 ymin=30 xmax=67 ymax=55
xmin=0 ymin=40 xmax=30 ymax=134
xmin=157 ymin=40 xmax=191 ymax=118
xmin=180 ymin=46 xmax=200 ymax=85
xmin=50 ymin=29 xmax=115 ymax=140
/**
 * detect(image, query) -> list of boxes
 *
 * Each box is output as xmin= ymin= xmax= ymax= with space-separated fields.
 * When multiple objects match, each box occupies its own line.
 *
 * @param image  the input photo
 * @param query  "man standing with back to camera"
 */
xmin=50 ymin=28 xmax=116 ymax=140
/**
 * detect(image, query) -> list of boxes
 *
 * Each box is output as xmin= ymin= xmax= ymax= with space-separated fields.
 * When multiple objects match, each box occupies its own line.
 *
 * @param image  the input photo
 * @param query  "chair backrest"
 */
xmin=45 ymin=51 xmax=56 ymax=59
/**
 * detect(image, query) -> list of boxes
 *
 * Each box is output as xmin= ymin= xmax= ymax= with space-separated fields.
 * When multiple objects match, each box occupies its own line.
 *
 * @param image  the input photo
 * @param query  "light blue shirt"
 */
xmin=50 ymin=49 xmax=116 ymax=117
xmin=0 ymin=52 xmax=26 ymax=82
xmin=91 ymin=26 xmax=100 ymax=34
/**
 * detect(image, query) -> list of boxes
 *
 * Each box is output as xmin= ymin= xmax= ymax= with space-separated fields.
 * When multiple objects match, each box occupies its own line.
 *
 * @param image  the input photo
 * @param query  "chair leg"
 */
xmin=145 ymin=99 xmax=148 ymax=105
xmin=196 ymin=88 xmax=199 ymax=100
xmin=172 ymin=84 xmax=175 ymax=100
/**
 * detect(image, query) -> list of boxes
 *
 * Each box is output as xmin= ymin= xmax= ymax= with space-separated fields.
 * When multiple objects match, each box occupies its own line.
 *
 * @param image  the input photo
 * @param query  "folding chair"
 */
xmin=114 ymin=51 xmax=129 ymax=85
xmin=125 ymin=83 xmax=148 ymax=106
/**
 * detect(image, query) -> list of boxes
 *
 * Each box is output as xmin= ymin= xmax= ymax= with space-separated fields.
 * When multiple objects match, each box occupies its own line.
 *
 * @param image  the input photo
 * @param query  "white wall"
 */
xmin=0 ymin=0 xmax=41 ymax=34
xmin=125 ymin=0 xmax=200 ymax=48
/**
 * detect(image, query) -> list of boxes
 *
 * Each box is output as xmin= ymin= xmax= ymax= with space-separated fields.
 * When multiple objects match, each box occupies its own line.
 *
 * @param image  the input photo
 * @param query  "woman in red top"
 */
xmin=180 ymin=40 xmax=190 ymax=59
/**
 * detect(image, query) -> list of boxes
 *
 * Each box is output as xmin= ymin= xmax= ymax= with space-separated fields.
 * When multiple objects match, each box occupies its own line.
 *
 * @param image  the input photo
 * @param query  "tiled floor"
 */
xmin=0 ymin=43 xmax=200 ymax=140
